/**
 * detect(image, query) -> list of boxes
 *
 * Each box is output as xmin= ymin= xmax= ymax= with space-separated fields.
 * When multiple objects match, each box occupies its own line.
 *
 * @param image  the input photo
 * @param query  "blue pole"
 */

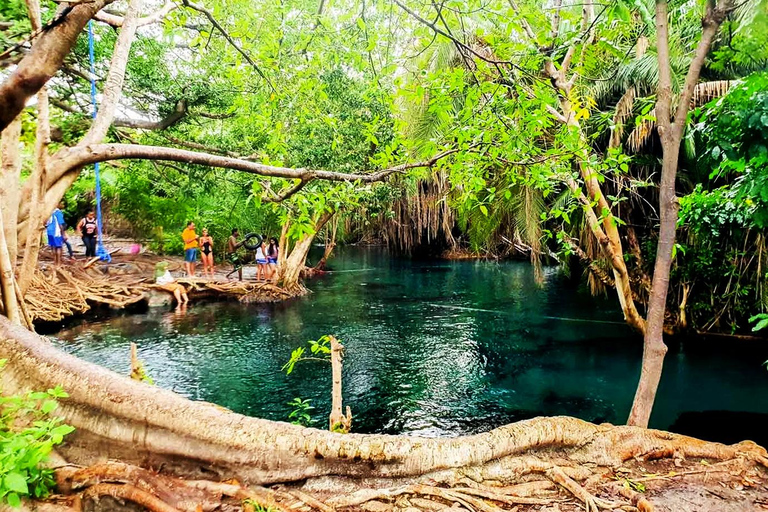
xmin=87 ymin=21 xmax=110 ymax=262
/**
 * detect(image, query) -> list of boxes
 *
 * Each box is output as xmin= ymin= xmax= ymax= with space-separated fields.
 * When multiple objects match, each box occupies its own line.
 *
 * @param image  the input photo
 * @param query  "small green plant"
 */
xmin=0 ymin=360 xmax=75 ymax=507
xmin=613 ymin=475 xmax=646 ymax=493
xmin=281 ymin=335 xmax=332 ymax=375
xmin=243 ymin=498 xmax=279 ymax=512
xmin=287 ymin=398 xmax=314 ymax=427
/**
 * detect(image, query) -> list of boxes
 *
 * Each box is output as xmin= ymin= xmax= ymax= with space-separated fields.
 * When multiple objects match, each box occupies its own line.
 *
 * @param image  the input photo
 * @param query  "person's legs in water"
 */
xmin=173 ymin=287 xmax=182 ymax=304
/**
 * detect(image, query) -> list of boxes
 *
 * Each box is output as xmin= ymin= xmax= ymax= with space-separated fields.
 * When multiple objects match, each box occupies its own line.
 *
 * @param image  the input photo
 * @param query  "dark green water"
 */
xmin=54 ymin=247 xmax=768 ymax=443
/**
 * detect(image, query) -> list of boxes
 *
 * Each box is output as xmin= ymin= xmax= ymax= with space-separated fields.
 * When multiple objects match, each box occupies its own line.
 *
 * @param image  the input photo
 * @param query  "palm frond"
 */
xmin=609 ymin=87 xmax=636 ymax=149
xmin=627 ymin=118 xmax=656 ymax=153
xmin=692 ymin=80 xmax=733 ymax=107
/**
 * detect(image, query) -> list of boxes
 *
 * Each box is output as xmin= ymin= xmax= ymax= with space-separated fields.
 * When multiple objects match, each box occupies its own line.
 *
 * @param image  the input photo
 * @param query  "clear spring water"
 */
xmin=54 ymin=247 xmax=768 ymax=444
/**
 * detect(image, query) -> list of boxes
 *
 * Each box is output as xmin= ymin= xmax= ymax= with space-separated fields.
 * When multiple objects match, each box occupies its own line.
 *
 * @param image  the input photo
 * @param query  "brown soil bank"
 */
xmin=1 ymin=317 xmax=767 ymax=512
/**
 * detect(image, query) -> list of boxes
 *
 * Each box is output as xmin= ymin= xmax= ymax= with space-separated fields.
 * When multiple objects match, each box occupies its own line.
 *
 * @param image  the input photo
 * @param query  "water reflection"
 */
xmin=54 ymin=247 xmax=768 ymax=443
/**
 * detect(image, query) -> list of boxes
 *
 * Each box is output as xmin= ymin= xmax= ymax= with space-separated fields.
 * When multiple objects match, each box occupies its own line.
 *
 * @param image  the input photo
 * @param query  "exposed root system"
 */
xmin=32 ymin=450 xmax=768 ymax=512
xmin=22 ymin=253 xmax=302 ymax=323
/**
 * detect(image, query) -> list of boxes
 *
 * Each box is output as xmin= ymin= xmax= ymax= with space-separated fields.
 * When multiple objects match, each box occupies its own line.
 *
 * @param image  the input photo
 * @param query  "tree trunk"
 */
xmin=17 ymin=86 xmax=50 ymax=293
xmin=17 ymin=0 xmax=53 ymax=293
xmin=0 ymin=315 xmax=761 ymax=489
xmin=627 ymin=0 xmax=732 ymax=427
xmin=328 ymin=336 xmax=351 ymax=433
xmin=15 ymin=0 xmax=143 ymax=289
xmin=314 ymin=217 xmax=338 ymax=270
xmin=0 ymin=209 xmax=21 ymax=324
xmin=0 ymin=117 xmax=21 ymax=266
xmin=279 ymin=212 xmax=333 ymax=290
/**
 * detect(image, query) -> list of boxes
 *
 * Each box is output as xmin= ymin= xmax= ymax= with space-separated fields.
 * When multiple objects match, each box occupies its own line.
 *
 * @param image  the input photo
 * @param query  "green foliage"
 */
xmin=243 ymin=498 xmax=279 ymax=512
xmin=0 ymin=360 xmax=74 ymax=507
xmin=282 ymin=336 xmax=336 ymax=426
xmin=281 ymin=335 xmax=332 ymax=375
xmin=751 ymin=313 xmax=768 ymax=332
xmin=286 ymin=398 xmax=314 ymax=427
xmin=678 ymin=186 xmax=755 ymax=237
xmin=696 ymin=72 xmax=768 ymax=227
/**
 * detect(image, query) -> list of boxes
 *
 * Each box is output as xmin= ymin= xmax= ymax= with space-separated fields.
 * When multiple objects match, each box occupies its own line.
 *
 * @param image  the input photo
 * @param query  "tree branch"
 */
xmin=93 ymin=0 xmax=176 ymax=27
xmin=263 ymin=178 xmax=311 ymax=203
xmin=0 ymin=0 xmax=116 ymax=131
xmin=672 ymin=0 xmax=733 ymax=136
xmin=51 ymin=144 xmax=460 ymax=185
xmin=181 ymin=0 xmax=276 ymax=93
xmin=113 ymin=99 xmax=188 ymax=130
xmin=506 ymin=0 xmax=537 ymax=41
xmin=81 ymin=0 xmax=144 ymax=145
xmin=161 ymin=134 xmax=260 ymax=160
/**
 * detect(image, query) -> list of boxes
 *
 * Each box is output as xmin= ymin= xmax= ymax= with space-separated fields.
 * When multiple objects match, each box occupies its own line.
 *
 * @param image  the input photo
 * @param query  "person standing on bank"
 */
xmin=266 ymin=237 xmax=279 ymax=280
xmin=226 ymin=228 xmax=245 ymax=281
xmin=255 ymin=235 xmax=267 ymax=280
xmin=181 ymin=221 xmax=200 ymax=277
xmin=45 ymin=202 xmax=66 ymax=266
xmin=199 ymin=228 xmax=214 ymax=279
xmin=77 ymin=210 xmax=98 ymax=258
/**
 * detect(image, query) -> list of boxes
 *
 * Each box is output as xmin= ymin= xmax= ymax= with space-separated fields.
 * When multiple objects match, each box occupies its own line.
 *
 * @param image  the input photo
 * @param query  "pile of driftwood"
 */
xmin=24 ymin=266 xmax=150 ymax=323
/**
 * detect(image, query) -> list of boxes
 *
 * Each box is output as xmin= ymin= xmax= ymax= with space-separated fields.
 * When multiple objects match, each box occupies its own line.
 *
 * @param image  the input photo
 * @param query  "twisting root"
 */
xmin=276 ymin=487 xmax=334 ymax=512
xmin=327 ymin=483 xmax=554 ymax=510
xmin=81 ymin=483 xmax=181 ymax=512
xmin=545 ymin=466 xmax=621 ymax=512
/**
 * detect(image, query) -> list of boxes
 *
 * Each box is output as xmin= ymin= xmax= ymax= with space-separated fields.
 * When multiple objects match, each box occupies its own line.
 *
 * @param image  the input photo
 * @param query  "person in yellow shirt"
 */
xmin=181 ymin=221 xmax=200 ymax=277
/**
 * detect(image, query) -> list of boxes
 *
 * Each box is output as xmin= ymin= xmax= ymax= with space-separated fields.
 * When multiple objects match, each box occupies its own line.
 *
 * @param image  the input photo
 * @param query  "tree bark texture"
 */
xmin=627 ymin=0 xmax=733 ymax=427
xmin=0 ymin=210 xmax=20 ymax=324
xmin=0 ymin=0 xmax=115 ymax=131
xmin=0 ymin=117 xmax=22 ymax=266
xmin=328 ymin=336 xmax=351 ymax=433
xmin=0 ymin=315 xmax=764 ymax=488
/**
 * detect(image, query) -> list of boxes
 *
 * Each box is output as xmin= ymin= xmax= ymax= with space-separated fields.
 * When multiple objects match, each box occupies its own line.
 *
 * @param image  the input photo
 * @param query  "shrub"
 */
xmin=0 ymin=360 xmax=74 ymax=507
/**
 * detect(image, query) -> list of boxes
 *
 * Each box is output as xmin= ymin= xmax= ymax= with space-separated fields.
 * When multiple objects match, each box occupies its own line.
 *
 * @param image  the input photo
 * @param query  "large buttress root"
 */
xmin=2 ymin=315 xmax=767 ymax=511
xmin=2 ymin=314 xmax=764 ymax=483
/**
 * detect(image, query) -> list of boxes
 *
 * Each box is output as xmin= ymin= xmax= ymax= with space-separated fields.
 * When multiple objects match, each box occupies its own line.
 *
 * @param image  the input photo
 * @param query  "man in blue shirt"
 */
xmin=45 ymin=202 xmax=66 ymax=266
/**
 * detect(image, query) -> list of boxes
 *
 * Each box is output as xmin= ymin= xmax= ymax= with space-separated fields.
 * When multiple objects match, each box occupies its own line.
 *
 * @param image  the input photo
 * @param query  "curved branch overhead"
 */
xmin=51 ymin=143 xmax=460 ymax=185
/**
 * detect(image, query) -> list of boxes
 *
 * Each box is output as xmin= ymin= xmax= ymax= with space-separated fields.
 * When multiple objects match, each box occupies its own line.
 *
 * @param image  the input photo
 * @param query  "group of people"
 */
xmin=45 ymin=202 xmax=100 ymax=265
xmin=181 ymin=222 xmax=280 ymax=281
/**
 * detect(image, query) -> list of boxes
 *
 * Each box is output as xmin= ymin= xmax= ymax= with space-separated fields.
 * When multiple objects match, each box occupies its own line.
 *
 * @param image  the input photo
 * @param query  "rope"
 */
xmin=87 ymin=21 xmax=111 ymax=262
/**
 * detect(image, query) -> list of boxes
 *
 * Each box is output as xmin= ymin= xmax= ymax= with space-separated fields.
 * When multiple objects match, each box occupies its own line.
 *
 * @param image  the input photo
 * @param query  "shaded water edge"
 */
xmin=52 ymin=246 xmax=768 ymax=446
